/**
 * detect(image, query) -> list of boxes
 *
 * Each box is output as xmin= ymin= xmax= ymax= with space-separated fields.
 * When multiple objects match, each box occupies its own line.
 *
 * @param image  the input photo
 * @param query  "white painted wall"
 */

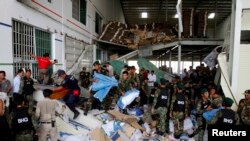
xmin=0 ymin=0 xmax=125 ymax=82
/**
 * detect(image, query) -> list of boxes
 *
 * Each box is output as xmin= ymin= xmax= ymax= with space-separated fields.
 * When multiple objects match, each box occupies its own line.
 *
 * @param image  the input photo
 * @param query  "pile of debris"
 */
xmin=99 ymin=21 xmax=177 ymax=49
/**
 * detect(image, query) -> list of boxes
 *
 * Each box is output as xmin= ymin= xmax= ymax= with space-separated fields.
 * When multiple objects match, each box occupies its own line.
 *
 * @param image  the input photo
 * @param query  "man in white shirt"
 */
xmin=147 ymin=70 xmax=156 ymax=95
xmin=13 ymin=69 xmax=24 ymax=98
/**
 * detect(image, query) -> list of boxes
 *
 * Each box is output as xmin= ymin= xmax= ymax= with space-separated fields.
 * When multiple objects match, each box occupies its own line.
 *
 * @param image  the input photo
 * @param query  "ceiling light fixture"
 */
xmin=141 ymin=12 xmax=148 ymax=18
xmin=208 ymin=13 xmax=215 ymax=19
xmin=174 ymin=13 xmax=179 ymax=18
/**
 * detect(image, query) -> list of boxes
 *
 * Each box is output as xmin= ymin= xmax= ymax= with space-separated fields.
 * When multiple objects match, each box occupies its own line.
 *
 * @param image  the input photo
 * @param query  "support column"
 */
xmin=178 ymin=45 xmax=181 ymax=75
xmin=230 ymin=0 xmax=242 ymax=94
xmin=191 ymin=55 xmax=194 ymax=67
xmin=169 ymin=51 xmax=172 ymax=73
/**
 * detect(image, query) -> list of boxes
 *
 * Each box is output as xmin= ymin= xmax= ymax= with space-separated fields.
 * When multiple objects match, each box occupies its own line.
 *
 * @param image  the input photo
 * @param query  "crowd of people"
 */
xmin=0 ymin=57 xmax=250 ymax=141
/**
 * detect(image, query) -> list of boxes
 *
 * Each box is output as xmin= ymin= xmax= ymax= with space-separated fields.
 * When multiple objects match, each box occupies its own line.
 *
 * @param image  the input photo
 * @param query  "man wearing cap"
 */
xmin=169 ymin=82 xmax=190 ymax=138
xmin=35 ymin=89 xmax=60 ymax=141
xmin=237 ymin=90 xmax=250 ymax=125
xmin=152 ymin=78 xmax=170 ymax=135
xmin=209 ymin=97 xmax=239 ymax=125
xmin=54 ymin=69 xmax=80 ymax=119
xmin=92 ymin=61 xmax=107 ymax=76
xmin=195 ymin=88 xmax=211 ymax=140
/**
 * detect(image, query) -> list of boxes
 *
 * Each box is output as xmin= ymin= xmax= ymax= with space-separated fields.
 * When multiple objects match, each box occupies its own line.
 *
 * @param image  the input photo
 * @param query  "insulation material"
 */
xmin=182 ymin=9 xmax=194 ymax=37
xmin=99 ymin=21 xmax=177 ymax=49
xmin=197 ymin=11 xmax=208 ymax=37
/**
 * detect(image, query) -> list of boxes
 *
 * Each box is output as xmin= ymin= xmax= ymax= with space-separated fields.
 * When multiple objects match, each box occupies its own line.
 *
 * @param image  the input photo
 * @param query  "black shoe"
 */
xmin=84 ymin=112 xmax=88 ymax=116
xmin=73 ymin=111 xmax=80 ymax=119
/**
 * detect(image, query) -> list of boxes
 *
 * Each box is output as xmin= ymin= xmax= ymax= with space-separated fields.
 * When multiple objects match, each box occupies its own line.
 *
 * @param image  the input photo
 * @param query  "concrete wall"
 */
xmin=0 ymin=0 xmax=124 ymax=82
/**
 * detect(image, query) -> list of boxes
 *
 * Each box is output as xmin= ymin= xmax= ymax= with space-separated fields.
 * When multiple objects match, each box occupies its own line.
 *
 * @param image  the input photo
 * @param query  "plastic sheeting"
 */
xmin=117 ymin=89 xmax=140 ymax=109
xmin=203 ymin=107 xmax=224 ymax=122
xmin=203 ymin=46 xmax=222 ymax=68
xmin=109 ymin=60 xmax=126 ymax=75
xmin=91 ymin=72 xmax=118 ymax=102
xmin=137 ymin=57 xmax=166 ymax=82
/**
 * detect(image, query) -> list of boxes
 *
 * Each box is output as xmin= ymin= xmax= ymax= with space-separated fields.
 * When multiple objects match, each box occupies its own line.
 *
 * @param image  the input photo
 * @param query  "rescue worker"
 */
xmin=31 ymin=52 xmax=57 ymax=84
xmin=148 ymin=82 xmax=159 ymax=106
xmin=35 ymin=89 xmax=60 ymax=141
xmin=209 ymin=97 xmax=239 ymax=125
xmin=195 ymin=88 xmax=211 ymax=141
xmin=238 ymin=89 xmax=250 ymax=125
xmin=79 ymin=67 xmax=91 ymax=89
xmin=54 ymin=69 xmax=80 ymax=119
xmin=169 ymin=82 xmax=190 ymax=138
xmin=210 ymin=87 xmax=223 ymax=108
xmin=22 ymin=69 xmax=35 ymax=114
xmin=139 ymin=78 xmax=149 ymax=106
xmin=119 ymin=71 xmax=133 ymax=94
xmin=152 ymin=78 xmax=170 ymax=135
xmin=129 ymin=66 xmax=140 ymax=88
xmin=11 ymin=95 xmax=34 ymax=141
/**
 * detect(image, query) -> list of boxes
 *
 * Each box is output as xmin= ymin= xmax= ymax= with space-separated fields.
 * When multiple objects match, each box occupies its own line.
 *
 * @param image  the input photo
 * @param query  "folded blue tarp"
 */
xmin=117 ymin=89 xmax=140 ymax=109
xmin=203 ymin=107 xmax=224 ymax=122
xmin=91 ymin=72 xmax=118 ymax=102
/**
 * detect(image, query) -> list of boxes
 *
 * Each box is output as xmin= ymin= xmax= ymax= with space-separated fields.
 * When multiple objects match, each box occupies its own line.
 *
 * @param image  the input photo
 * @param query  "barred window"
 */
xmin=72 ymin=0 xmax=86 ymax=25
xmin=12 ymin=20 xmax=52 ymax=79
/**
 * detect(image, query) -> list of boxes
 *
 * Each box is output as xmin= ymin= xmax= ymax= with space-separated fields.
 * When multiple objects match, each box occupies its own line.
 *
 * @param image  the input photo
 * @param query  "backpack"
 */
xmin=241 ymin=100 xmax=250 ymax=125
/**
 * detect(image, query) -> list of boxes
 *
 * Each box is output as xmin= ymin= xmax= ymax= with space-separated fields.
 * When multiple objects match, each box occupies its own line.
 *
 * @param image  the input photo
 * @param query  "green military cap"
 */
xmin=223 ymin=97 xmax=234 ymax=107
xmin=160 ymin=78 xmax=167 ymax=85
xmin=93 ymin=60 xmax=100 ymax=66
xmin=201 ymin=88 xmax=208 ymax=94
xmin=177 ymin=82 xmax=185 ymax=89
xmin=243 ymin=89 xmax=250 ymax=95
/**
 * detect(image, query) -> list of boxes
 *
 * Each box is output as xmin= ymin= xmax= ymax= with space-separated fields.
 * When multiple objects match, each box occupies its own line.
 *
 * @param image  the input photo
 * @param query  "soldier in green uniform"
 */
xmin=169 ymin=82 xmax=190 ymax=138
xmin=152 ymin=78 xmax=170 ymax=135
xmin=210 ymin=87 xmax=223 ymax=108
xmin=238 ymin=90 xmax=250 ymax=125
xmin=79 ymin=67 xmax=91 ymax=89
xmin=85 ymin=61 xmax=108 ymax=114
xmin=128 ymin=66 xmax=140 ymax=89
xmin=209 ymin=97 xmax=239 ymax=125
xmin=196 ymin=88 xmax=211 ymax=141
xmin=119 ymin=71 xmax=133 ymax=94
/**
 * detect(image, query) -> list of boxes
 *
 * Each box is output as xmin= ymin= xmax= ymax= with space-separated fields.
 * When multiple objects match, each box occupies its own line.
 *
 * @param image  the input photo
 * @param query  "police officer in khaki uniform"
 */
xmin=35 ymin=89 xmax=59 ymax=141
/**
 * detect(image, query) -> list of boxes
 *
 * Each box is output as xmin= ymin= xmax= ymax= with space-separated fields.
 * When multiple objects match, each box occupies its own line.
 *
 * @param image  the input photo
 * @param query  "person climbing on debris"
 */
xmin=30 ymin=52 xmax=57 ymax=84
xmin=53 ymin=70 xmax=80 ymax=119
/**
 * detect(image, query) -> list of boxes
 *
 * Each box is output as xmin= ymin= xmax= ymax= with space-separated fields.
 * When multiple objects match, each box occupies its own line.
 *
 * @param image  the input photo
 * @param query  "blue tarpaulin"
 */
xmin=91 ymin=72 xmax=118 ymax=102
xmin=117 ymin=89 xmax=140 ymax=109
xmin=203 ymin=107 xmax=224 ymax=122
